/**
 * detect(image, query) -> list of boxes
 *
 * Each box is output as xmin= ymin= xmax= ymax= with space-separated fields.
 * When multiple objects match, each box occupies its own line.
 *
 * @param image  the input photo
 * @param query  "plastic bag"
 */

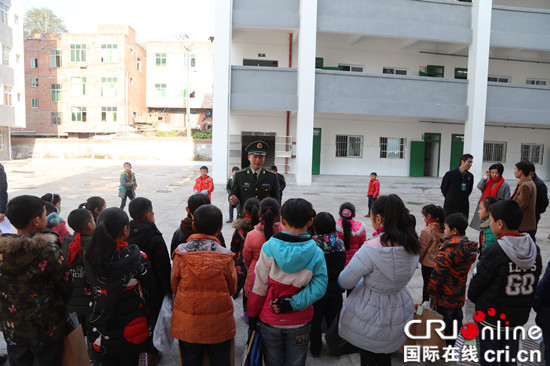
xmin=153 ymin=296 xmax=174 ymax=352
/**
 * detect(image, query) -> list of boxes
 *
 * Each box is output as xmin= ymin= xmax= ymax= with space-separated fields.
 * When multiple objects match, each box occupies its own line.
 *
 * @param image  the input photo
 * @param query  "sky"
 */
xmin=22 ymin=0 xmax=215 ymax=44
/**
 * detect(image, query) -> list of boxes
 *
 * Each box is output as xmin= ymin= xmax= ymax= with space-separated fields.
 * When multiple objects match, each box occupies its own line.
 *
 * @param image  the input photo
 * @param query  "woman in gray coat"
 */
xmin=469 ymin=163 xmax=510 ymax=231
xmin=338 ymin=194 xmax=419 ymax=366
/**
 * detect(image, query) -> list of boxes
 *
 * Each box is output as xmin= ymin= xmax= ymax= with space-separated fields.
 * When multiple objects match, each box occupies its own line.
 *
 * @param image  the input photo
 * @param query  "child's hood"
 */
xmin=0 ymin=233 xmax=58 ymax=275
xmin=336 ymin=219 xmax=366 ymax=235
xmin=175 ymin=237 xmax=234 ymax=279
xmin=441 ymin=236 xmax=478 ymax=262
xmin=364 ymin=237 xmax=417 ymax=282
xmin=264 ymin=232 xmax=320 ymax=273
xmin=498 ymin=234 xmax=538 ymax=270
xmin=480 ymin=217 xmax=490 ymax=229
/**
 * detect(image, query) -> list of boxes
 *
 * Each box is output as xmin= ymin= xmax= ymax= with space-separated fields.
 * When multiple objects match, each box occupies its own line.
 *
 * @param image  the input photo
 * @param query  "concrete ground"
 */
xmin=1 ymin=158 xmax=549 ymax=365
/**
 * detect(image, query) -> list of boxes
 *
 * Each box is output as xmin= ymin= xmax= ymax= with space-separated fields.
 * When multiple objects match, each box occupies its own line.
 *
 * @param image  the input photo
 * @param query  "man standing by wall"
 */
xmin=512 ymin=161 xmax=537 ymax=242
xmin=527 ymin=162 xmax=548 ymax=236
xmin=441 ymin=154 xmax=474 ymax=219
xmin=229 ymin=141 xmax=280 ymax=219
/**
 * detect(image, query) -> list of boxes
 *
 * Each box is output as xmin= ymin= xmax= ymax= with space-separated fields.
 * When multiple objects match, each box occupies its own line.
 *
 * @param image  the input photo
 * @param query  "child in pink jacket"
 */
xmin=336 ymin=202 xmax=366 ymax=266
xmin=243 ymin=198 xmax=284 ymax=313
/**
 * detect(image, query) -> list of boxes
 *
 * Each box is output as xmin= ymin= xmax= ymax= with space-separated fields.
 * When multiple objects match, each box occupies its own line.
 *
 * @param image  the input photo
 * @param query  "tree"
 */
xmin=24 ymin=7 xmax=68 ymax=39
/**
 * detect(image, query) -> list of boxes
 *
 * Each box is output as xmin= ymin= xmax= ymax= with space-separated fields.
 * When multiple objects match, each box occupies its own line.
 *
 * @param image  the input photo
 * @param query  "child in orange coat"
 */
xmin=193 ymin=166 xmax=214 ymax=200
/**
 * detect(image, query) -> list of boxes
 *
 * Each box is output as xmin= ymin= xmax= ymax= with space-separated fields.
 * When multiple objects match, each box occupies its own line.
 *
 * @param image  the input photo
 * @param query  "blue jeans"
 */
xmin=260 ymin=322 xmax=311 ymax=366
xmin=437 ymin=305 xmax=463 ymax=346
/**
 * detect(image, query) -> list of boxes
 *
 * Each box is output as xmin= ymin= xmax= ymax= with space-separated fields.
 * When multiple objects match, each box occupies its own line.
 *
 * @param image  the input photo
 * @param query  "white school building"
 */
xmin=212 ymin=0 xmax=550 ymax=185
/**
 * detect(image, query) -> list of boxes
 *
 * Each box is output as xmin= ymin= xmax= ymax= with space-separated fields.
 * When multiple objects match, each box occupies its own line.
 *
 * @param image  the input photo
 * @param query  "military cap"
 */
xmin=245 ymin=140 xmax=269 ymax=155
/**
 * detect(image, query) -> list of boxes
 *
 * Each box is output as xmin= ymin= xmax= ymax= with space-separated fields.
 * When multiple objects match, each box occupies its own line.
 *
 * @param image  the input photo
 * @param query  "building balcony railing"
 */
xmin=491 ymin=6 xmax=550 ymax=51
xmin=231 ymin=66 xmax=298 ymax=111
xmin=319 ymin=0 xmax=472 ymax=44
xmin=315 ymin=70 xmax=468 ymax=120
xmin=233 ymin=0 xmax=299 ymax=29
xmin=486 ymin=83 xmax=550 ymax=125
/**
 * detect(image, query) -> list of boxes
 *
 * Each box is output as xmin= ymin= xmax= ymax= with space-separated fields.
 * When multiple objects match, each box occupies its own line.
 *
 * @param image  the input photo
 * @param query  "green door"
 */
xmin=409 ymin=141 xmax=426 ymax=177
xmin=449 ymin=134 xmax=464 ymax=171
xmin=312 ymin=128 xmax=321 ymax=175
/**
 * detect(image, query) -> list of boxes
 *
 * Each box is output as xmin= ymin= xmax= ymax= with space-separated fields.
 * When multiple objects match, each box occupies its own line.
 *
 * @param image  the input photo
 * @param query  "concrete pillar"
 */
xmin=464 ymin=0 xmax=493 ymax=180
xmin=212 ymin=0 xmax=233 ymax=184
xmin=295 ymin=0 xmax=318 ymax=186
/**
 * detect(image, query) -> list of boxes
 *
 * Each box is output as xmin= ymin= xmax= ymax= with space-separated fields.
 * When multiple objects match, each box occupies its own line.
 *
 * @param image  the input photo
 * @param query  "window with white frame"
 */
xmin=380 ymin=137 xmax=405 ymax=159
xmin=70 ymin=44 xmax=86 ymax=62
xmin=336 ymin=135 xmax=363 ymax=158
xmin=71 ymin=77 xmax=86 ymax=96
xmin=101 ymin=107 xmax=117 ymax=122
xmin=101 ymin=77 xmax=117 ymax=96
xmin=31 ymin=98 xmax=39 ymax=108
xmin=71 ymin=107 xmax=87 ymax=122
xmin=155 ymin=84 xmax=167 ymax=98
xmin=383 ymin=67 xmax=408 ymax=75
xmin=31 ymin=78 xmax=38 ymax=87
xmin=156 ymin=53 xmax=167 ymax=67
xmin=51 ymin=84 xmax=62 ymax=102
xmin=521 ymin=143 xmax=544 ymax=164
xmin=0 ymin=2 xmax=8 ymax=25
xmin=0 ymin=129 xmax=4 ymax=150
xmin=3 ymin=85 xmax=11 ymax=106
xmin=101 ymin=44 xmax=118 ymax=62
xmin=488 ymin=75 xmax=510 ymax=83
xmin=526 ymin=79 xmax=547 ymax=86
xmin=30 ymin=58 xmax=38 ymax=68
xmin=338 ymin=64 xmax=363 ymax=72
xmin=184 ymin=53 xmax=196 ymax=68
xmin=50 ymin=50 xmax=62 ymax=68
xmin=51 ymin=112 xmax=63 ymax=125
xmin=137 ymin=57 xmax=142 ymax=71
xmin=2 ymin=45 xmax=9 ymax=66
xmin=483 ymin=141 xmax=507 ymax=162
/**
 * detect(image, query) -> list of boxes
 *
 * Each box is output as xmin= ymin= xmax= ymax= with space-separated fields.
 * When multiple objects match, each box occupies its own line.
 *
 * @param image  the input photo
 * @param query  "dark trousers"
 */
xmin=478 ymin=325 xmax=520 ymax=366
xmin=178 ymin=339 xmax=231 ymax=366
xmin=102 ymin=353 xmax=141 ymax=366
xmin=437 ymin=305 xmax=463 ymax=347
xmin=260 ymin=322 xmax=310 ymax=366
xmin=120 ymin=190 xmax=135 ymax=210
xmin=538 ymin=313 xmax=550 ymax=366
xmin=421 ymin=265 xmax=434 ymax=303
xmin=7 ymin=341 xmax=63 ymax=366
xmin=360 ymin=349 xmax=392 ymax=366
xmin=310 ymin=292 xmax=343 ymax=355
xmin=368 ymin=196 xmax=377 ymax=215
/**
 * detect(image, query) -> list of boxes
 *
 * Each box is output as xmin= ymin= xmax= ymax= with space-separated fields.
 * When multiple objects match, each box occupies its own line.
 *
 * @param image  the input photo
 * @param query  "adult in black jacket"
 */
xmin=534 ymin=260 xmax=550 ymax=366
xmin=440 ymin=154 xmax=474 ymax=219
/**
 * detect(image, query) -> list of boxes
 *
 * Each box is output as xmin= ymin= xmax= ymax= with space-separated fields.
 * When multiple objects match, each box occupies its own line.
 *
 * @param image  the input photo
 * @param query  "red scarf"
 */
xmin=479 ymin=176 xmax=505 ymax=203
xmin=67 ymin=233 xmax=82 ymax=265
xmin=372 ymin=226 xmax=385 ymax=237
xmin=426 ymin=219 xmax=438 ymax=227
xmin=115 ymin=241 xmax=128 ymax=250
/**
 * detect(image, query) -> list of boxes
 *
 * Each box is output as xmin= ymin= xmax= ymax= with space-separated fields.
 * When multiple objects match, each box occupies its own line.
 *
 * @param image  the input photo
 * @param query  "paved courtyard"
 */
xmin=1 ymin=158 xmax=549 ymax=365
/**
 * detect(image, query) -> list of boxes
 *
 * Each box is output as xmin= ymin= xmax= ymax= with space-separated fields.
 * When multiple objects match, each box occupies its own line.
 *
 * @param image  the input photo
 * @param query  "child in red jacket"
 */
xmin=193 ymin=166 xmax=214 ymax=200
xmin=367 ymin=172 xmax=380 ymax=216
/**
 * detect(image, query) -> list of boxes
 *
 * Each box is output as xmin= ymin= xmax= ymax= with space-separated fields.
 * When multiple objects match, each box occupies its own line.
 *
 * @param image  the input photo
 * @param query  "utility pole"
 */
xmin=178 ymin=33 xmax=192 ymax=137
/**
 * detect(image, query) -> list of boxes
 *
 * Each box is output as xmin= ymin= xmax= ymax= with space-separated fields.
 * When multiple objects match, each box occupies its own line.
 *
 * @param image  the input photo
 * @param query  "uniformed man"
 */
xmin=229 ymin=141 xmax=280 ymax=218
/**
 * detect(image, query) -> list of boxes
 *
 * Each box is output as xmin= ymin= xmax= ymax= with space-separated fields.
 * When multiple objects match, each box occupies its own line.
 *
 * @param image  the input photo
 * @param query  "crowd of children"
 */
xmin=0 ymin=163 xmax=548 ymax=366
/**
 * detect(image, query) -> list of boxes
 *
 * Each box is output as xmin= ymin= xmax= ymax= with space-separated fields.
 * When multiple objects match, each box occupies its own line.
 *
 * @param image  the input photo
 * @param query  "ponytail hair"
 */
xmin=339 ymin=202 xmax=355 ymax=250
xmin=260 ymin=197 xmax=280 ymax=241
xmin=78 ymin=196 xmax=106 ymax=219
xmin=243 ymin=197 xmax=260 ymax=227
xmin=421 ymin=204 xmax=445 ymax=231
xmin=371 ymin=195 xmax=419 ymax=255
xmin=85 ymin=208 xmax=129 ymax=275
